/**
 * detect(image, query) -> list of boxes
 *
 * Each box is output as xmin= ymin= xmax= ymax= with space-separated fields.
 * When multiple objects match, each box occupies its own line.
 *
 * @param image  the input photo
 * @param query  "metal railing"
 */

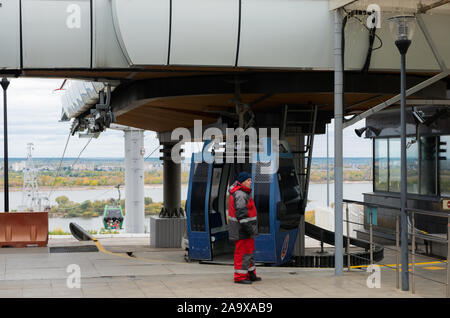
xmin=343 ymin=199 xmax=450 ymax=298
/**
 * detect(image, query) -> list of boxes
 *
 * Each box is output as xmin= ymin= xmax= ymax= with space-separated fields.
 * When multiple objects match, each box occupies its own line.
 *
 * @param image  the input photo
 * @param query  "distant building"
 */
xmin=12 ymin=161 xmax=26 ymax=172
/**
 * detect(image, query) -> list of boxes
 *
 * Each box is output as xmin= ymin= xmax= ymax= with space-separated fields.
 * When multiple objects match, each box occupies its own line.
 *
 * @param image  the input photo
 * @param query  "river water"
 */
xmin=0 ymin=182 xmax=372 ymax=232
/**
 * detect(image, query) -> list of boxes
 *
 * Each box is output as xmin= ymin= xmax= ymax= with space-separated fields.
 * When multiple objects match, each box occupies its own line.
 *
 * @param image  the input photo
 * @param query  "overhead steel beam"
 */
xmin=396 ymin=99 xmax=450 ymax=106
xmin=343 ymin=70 xmax=450 ymax=128
xmin=418 ymin=0 xmax=450 ymax=13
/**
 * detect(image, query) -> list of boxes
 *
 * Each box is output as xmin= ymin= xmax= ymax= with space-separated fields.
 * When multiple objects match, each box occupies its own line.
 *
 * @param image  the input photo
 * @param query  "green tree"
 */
xmin=80 ymin=200 xmax=92 ymax=210
xmin=55 ymin=195 xmax=69 ymax=205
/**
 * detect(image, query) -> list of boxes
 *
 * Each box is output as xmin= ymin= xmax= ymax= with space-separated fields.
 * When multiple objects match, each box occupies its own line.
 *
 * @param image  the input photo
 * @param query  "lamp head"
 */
xmin=388 ymin=15 xmax=416 ymax=54
xmin=1 ymin=77 xmax=9 ymax=91
xmin=388 ymin=15 xmax=416 ymax=41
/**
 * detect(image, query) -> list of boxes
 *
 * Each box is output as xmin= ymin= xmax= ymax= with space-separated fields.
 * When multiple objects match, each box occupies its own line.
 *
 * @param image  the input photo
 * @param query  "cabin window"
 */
xmin=208 ymin=167 xmax=223 ymax=229
xmin=254 ymin=162 xmax=271 ymax=234
xmin=190 ymin=163 xmax=209 ymax=232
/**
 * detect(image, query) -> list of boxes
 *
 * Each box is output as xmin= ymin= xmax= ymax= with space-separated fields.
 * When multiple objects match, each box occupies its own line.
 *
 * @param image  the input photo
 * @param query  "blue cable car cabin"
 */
xmin=186 ymin=140 xmax=304 ymax=266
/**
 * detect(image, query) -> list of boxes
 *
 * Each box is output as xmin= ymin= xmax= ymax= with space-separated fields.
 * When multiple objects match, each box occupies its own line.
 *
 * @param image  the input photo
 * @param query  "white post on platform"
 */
xmin=124 ymin=128 xmax=146 ymax=233
xmin=334 ymin=8 xmax=344 ymax=276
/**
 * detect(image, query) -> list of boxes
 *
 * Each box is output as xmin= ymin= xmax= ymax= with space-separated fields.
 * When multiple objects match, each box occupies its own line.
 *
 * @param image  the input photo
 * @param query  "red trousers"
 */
xmin=234 ymin=238 xmax=257 ymax=282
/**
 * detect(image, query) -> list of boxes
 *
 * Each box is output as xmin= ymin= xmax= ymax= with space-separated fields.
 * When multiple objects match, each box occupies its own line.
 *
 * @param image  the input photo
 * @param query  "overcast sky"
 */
xmin=0 ymin=78 xmax=372 ymax=159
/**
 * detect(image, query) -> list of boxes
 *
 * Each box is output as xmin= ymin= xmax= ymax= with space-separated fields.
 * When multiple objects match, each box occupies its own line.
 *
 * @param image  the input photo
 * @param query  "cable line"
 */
xmin=145 ymin=144 xmax=161 ymax=161
xmin=70 ymin=137 xmax=93 ymax=169
xmin=47 ymin=130 xmax=72 ymax=200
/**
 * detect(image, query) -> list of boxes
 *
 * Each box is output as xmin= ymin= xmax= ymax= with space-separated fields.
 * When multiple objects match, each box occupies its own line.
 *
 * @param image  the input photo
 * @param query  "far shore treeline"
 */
xmin=0 ymin=165 xmax=371 ymax=188
xmin=30 ymin=195 xmax=187 ymax=218
xmin=0 ymin=170 xmax=190 ymax=188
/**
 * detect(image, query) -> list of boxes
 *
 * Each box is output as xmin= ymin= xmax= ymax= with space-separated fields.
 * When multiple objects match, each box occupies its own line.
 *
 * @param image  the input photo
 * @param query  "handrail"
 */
xmin=343 ymin=200 xmax=450 ymax=297
xmin=406 ymin=207 xmax=450 ymax=218
xmin=343 ymin=198 xmax=450 ymax=218
xmin=343 ymin=199 xmax=401 ymax=212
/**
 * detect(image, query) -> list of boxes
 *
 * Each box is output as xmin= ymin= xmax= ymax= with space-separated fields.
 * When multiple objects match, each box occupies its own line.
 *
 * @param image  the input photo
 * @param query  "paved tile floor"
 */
xmin=0 ymin=237 xmax=446 ymax=298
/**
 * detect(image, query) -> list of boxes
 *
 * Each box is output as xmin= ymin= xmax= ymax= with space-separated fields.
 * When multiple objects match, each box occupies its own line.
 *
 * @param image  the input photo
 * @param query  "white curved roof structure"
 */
xmin=0 ymin=0 xmax=448 ymax=75
xmin=0 ymin=0 xmax=448 ymax=132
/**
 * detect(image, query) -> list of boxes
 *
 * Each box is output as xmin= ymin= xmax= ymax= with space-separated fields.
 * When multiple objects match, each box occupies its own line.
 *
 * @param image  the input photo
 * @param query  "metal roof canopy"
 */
xmin=331 ymin=0 xmax=450 ymax=127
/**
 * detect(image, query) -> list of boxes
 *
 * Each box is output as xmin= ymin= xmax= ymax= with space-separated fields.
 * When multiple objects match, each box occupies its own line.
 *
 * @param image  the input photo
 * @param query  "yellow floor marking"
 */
xmin=93 ymin=239 xmax=186 ymax=264
xmin=423 ymin=266 xmax=446 ymax=270
xmin=350 ymin=260 xmax=447 ymax=270
xmin=94 ymin=238 xmax=447 ymax=269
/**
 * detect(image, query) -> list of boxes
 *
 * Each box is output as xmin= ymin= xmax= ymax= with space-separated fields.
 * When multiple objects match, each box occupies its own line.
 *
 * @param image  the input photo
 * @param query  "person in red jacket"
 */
xmin=228 ymin=171 xmax=261 ymax=284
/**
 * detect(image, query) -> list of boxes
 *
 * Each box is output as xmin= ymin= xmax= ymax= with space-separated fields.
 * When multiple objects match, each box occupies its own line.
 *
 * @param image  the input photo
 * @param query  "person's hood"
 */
xmin=228 ymin=181 xmax=251 ymax=194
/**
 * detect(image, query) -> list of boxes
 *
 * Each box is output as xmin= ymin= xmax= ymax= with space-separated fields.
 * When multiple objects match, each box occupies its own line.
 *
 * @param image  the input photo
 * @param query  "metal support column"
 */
xmin=1 ymin=78 xmax=10 ymax=212
xmin=346 ymin=203 xmax=350 ymax=271
xmin=412 ymin=212 xmax=416 ymax=294
xmin=396 ymin=215 xmax=400 ymax=289
xmin=124 ymin=128 xmax=146 ymax=233
xmin=326 ymin=124 xmax=330 ymax=207
xmin=399 ymin=47 xmax=410 ymax=292
xmin=334 ymin=8 xmax=344 ymax=276
xmin=160 ymin=142 xmax=184 ymax=218
xmin=447 ymin=214 xmax=450 ymax=298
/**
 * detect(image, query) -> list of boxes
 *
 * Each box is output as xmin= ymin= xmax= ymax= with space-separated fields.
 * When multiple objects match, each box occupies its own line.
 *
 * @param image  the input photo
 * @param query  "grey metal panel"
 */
xmin=22 ymin=0 xmax=91 ymax=68
xmin=170 ymin=0 xmax=239 ymax=66
xmin=420 ymin=14 xmax=450 ymax=70
xmin=0 ymin=0 xmax=21 ymax=69
xmin=238 ymin=0 xmax=334 ymax=69
xmin=111 ymin=0 xmax=169 ymax=66
xmin=92 ymin=0 xmax=128 ymax=68
xmin=150 ymin=216 xmax=186 ymax=248
xmin=344 ymin=12 xmax=440 ymax=72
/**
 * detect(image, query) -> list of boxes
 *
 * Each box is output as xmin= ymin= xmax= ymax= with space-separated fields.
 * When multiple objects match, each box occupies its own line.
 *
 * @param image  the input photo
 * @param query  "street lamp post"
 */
xmin=388 ymin=15 xmax=416 ymax=292
xmin=1 ymin=78 xmax=10 ymax=213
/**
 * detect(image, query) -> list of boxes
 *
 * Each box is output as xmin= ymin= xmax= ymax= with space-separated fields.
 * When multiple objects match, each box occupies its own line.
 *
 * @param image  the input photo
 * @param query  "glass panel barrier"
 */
xmin=407 ymin=137 xmax=419 ymax=194
xmin=374 ymin=138 xmax=388 ymax=191
xmin=389 ymin=138 xmax=401 ymax=192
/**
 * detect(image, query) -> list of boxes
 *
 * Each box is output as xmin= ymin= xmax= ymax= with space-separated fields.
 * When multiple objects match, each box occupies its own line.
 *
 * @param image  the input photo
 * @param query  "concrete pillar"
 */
xmin=124 ymin=128 xmax=146 ymax=233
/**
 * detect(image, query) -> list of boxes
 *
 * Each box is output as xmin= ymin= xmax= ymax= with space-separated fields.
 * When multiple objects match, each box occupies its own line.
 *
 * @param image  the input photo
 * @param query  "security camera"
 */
xmin=412 ymin=110 xmax=426 ymax=125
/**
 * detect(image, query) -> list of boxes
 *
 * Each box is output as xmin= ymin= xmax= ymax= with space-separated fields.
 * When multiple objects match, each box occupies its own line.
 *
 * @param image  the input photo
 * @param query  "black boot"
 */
xmin=235 ymin=279 xmax=252 ymax=284
xmin=249 ymin=271 xmax=261 ymax=282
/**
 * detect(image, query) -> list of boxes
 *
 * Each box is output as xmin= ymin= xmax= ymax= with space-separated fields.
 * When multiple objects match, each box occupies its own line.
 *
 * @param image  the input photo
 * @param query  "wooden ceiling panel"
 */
xmin=115 ymin=92 xmax=401 ymax=132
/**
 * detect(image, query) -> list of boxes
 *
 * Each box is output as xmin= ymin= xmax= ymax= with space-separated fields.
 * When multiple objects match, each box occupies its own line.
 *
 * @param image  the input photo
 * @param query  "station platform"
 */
xmin=0 ymin=237 xmax=445 ymax=298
